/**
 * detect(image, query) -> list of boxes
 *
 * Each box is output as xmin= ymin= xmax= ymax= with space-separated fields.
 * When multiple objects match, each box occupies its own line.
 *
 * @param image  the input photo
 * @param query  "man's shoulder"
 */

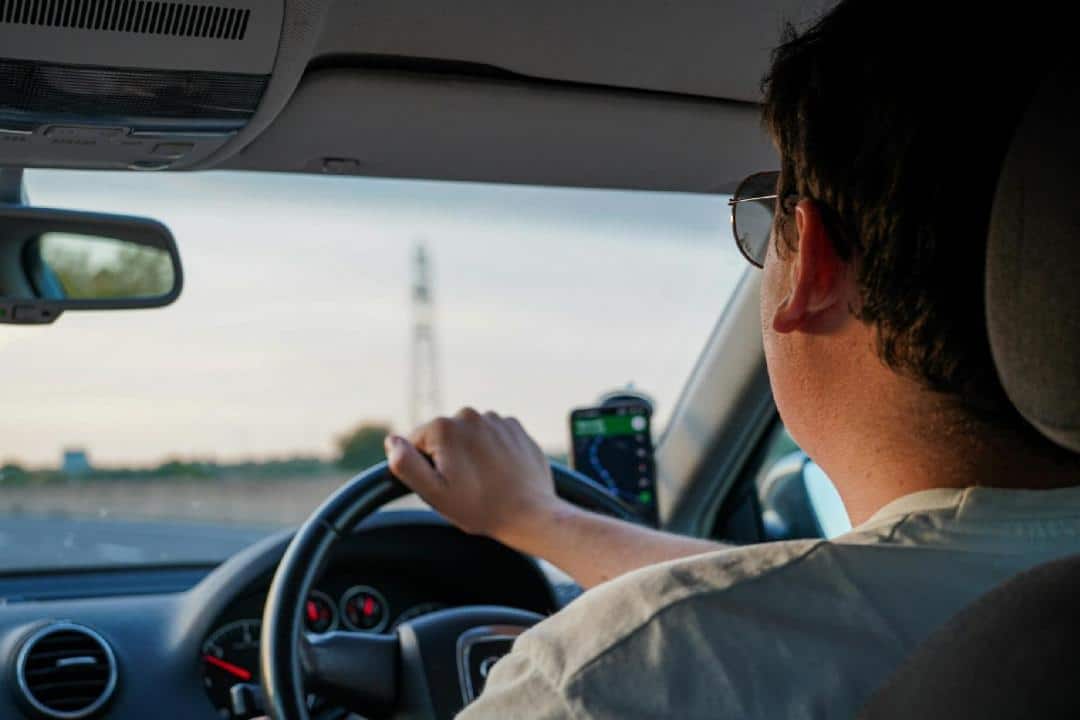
xmin=516 ymin=538 xmax=827 ymax=684
xmin=480 ymin=537 xmax=927 ymax=719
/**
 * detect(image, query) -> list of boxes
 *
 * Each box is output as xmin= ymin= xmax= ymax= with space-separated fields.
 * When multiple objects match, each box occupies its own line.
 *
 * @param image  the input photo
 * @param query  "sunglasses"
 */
xmin=728 ymin=171 xmax=797 ymax=268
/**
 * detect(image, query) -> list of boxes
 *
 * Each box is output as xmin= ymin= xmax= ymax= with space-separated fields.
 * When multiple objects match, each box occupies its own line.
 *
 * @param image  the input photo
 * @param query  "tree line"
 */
xmin=0 ymin=421 xmax=394 ymax=485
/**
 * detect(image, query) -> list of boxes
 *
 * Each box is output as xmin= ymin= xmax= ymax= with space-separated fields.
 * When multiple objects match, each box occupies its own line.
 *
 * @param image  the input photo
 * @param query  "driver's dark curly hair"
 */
xmin=761 ymin=1 xmax=1044 ymax=422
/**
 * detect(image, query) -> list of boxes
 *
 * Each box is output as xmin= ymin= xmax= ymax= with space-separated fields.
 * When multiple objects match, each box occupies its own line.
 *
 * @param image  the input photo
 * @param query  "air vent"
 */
xmin=15 ymin=623 xmax=118 ymax=720
xmin=0 ymin=0 xmax=251 ymax=40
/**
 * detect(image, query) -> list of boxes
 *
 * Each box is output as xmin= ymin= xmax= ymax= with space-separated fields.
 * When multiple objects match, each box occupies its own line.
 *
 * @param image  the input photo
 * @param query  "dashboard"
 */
xmin=0 ymin=511 xmax=568 ymax=720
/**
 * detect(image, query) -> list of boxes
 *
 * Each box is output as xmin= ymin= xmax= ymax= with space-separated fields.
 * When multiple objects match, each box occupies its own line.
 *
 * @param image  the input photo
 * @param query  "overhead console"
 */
xmin=0 ymin=0 xmax=283 ymax=171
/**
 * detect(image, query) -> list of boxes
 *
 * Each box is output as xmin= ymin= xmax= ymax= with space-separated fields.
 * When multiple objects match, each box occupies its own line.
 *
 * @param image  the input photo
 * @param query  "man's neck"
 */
xmin=820 ymin=382 xmax=1080 ymax=526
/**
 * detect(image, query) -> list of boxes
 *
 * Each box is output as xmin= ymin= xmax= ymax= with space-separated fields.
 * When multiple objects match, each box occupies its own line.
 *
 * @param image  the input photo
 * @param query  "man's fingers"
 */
xmin=505 ymin=416 xmax=532 ymax=446
xmin=409 ymin=416 xmax=454 ymax=452
xmin=385 ymin=435 xmax=444 ymax=496
xmin=456 ymin=406 xmax=482 ymax=423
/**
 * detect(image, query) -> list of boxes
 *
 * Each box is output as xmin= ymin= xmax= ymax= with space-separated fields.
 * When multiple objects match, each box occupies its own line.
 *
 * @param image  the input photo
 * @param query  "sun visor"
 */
xmin=0 ymin=0 xmax=283 ymax=171
xmin=224 ymin=68 xmax=774 ymax=193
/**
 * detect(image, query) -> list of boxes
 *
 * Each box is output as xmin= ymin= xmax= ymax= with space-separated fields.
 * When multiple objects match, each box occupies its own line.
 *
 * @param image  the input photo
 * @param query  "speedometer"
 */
xmin=200 ymin=615 xmax=341 ymax=720
xmin=201 ymin=619 xmax=261 ymax=719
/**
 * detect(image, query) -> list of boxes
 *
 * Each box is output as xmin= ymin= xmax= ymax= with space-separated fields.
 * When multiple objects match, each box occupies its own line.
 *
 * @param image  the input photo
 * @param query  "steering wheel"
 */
xmin=260 ymin=460 xmax=639 ymax=720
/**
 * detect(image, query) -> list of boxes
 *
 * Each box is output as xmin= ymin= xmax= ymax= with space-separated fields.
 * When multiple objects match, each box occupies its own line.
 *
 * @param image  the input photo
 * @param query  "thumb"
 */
xmin=384 ymin=435 xmax=444 ymax=496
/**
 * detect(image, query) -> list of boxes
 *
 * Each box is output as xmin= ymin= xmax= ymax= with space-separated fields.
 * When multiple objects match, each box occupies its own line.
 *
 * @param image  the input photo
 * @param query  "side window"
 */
xmin=754 ymin=425 xmax=851 ymax=540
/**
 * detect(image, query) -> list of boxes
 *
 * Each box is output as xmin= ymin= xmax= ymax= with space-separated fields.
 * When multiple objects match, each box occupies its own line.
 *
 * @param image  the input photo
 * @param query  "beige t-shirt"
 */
xmin=458 ymin=485 xmax=1080 ymax=719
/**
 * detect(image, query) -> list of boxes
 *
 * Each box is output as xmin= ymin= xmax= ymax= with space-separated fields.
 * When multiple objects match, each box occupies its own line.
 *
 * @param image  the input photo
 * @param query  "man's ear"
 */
xmin=772 ymin=199 xmax=848 ymax=334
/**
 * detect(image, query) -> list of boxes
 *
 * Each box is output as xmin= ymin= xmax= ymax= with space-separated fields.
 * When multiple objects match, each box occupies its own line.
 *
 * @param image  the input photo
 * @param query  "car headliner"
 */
xmin=4 ymin=0 xmax=808 ymax=193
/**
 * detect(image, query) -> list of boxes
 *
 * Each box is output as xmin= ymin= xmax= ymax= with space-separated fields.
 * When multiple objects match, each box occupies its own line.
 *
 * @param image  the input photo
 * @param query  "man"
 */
xmin=384 ymin=2 xmax=1079 ymax=717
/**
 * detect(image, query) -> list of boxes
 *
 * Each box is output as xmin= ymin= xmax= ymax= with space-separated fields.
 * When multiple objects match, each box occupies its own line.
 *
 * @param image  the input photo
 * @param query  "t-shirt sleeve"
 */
xmin=456 ymin=646 xmax=578 ymax=720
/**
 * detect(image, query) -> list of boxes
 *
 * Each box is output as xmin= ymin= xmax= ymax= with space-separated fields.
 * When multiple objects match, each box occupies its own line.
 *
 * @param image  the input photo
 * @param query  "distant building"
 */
xmin=62 ymin=449 xmax=92 ymax=475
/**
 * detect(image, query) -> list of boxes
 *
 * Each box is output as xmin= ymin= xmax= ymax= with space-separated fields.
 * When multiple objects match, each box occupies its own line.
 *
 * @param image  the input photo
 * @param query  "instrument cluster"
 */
xmin=201 ymin=581 xmax=449 ymax=719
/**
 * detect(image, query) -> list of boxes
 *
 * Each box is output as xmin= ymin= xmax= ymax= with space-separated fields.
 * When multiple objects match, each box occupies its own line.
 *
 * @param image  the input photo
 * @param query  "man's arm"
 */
xmin=384 ymin=408 xmax=722 ymax=589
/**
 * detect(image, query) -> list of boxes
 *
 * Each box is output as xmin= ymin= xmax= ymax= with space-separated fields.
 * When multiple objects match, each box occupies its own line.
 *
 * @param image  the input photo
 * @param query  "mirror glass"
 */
xmin=28 ymin=233 xmax=175 ymax=300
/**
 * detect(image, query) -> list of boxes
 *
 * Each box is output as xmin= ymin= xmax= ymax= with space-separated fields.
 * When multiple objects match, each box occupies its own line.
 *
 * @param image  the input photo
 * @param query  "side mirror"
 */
xmin=0 ymin=205 xmax=182 ymax=324
xmin=758 ymin=451 xmax=851 ymax=540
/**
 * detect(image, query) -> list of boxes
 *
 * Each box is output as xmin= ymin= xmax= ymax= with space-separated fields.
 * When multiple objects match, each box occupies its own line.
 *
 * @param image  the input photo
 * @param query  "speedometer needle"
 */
xmin=203 ymin=654 xmax=253 ymax=681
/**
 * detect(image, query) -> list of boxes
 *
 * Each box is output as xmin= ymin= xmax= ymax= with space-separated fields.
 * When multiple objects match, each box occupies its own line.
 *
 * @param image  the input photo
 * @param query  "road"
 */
xmin=0 ymin=515 xmax=281 ymax=570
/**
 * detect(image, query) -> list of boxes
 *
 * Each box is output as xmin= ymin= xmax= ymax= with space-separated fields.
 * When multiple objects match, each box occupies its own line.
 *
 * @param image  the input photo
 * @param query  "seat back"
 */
xmin=860 ymin=554 xmax=1080 ymax=719
xmin=860 ymin=52 xmax=1080 ymax=720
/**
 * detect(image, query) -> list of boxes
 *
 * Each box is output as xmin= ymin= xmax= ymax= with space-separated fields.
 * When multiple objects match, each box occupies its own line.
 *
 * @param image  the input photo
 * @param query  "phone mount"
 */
xmin=597 ymin=388 xmax=654 ymax=413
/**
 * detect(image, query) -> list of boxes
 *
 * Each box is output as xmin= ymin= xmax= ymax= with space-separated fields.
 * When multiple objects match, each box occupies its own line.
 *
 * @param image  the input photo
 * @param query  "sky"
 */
xmin=1 ymin=170 xmax=745 ymax=468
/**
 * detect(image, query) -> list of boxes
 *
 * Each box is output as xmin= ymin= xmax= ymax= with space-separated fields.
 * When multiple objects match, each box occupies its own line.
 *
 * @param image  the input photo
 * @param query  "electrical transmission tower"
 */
xmin=409 ymin=243 xmax=442 ymax=428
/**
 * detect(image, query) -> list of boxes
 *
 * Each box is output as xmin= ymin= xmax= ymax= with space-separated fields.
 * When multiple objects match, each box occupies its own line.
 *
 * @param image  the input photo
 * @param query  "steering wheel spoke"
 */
xmin=300 ymin=631 xmax=399 ymax=716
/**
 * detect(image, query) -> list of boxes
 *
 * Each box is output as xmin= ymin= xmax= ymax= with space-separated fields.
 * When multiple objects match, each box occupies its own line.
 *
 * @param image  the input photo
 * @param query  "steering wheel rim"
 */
xmin=260 ymin=460 xmax=639 ymax=720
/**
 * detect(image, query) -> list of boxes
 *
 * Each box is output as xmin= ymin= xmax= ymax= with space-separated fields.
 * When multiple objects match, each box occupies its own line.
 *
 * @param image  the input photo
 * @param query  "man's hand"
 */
xmin=386 ymin=407 xmax=724 ymax=588
xmin=384 ymin=408 xmax=572 ymax=548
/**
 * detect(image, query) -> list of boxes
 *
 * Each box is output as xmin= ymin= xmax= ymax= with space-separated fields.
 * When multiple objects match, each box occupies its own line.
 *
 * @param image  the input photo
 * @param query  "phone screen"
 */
xmin=569 ymin=404 xmax=658 ymax=525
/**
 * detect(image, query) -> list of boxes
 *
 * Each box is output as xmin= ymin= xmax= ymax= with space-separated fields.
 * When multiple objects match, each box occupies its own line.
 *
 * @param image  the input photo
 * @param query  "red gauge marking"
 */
xmin=363 ymin=596 xmax=376 ymax=616
xmin=203 ymin=654 xmax=252 ymax=681
xmin=307 ymin=600 xmax=319 ymax=622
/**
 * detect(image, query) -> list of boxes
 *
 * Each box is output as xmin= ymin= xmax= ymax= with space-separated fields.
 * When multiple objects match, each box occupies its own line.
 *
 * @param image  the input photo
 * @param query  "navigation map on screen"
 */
xmin=570 ymin=405 xmax=658 ymax=525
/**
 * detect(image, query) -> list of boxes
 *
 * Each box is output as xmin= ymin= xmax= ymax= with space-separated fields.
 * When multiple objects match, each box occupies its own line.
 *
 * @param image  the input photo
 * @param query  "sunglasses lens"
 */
xmin=735 ymin=198 xmax=774 ymax=267
xmin=733 ymin=172 xmax=780 ymax=267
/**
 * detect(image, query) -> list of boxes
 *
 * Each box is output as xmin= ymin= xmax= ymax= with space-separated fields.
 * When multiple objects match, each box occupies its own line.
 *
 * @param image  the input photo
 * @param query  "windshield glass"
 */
xmin=0 ymin=170 xmax=743 ymax=572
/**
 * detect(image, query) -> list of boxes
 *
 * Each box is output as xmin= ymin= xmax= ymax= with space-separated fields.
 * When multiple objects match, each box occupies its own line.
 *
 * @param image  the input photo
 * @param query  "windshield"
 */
xmin=0 ymin=170 xmax=743 ymax=572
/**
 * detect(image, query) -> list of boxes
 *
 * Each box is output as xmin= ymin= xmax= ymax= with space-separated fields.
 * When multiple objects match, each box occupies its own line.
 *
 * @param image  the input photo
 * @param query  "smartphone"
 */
xmin=569 ymin=402 xmax=658 ymax=525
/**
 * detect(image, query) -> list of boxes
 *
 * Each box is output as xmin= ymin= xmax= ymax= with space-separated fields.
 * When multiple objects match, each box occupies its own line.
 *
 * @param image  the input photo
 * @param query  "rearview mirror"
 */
xmin=0 ymin=206 xmax=182 ymax=324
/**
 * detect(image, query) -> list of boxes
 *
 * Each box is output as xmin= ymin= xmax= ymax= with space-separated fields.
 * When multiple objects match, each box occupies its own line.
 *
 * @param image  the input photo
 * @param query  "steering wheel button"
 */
xmin=464 ymin=638 xmax=514 ymax=701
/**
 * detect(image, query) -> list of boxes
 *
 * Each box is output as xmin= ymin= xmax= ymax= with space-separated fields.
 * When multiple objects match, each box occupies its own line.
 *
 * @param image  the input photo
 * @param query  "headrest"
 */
xmin=986 ymin=66 xmax=1080 ymax=452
